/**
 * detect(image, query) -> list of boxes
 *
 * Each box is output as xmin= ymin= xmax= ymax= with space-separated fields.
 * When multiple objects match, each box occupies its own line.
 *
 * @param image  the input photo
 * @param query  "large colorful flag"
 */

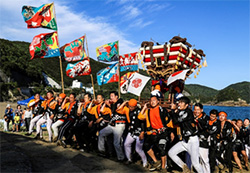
xmin=29 ymin=31 xmax=60 ymax=59
xmin=120 ymin=72 xmax=135 ymax=94
xmin=66 ymin=59 xmax=91 ymax=78
xmin=61 ymin=36 xmax=88 ymax=62
xmin=167 ymin=69 xmax=189 ymax=86
xmin=22 ymin=3 xmax=57 ymax=30
xmin=127 ymin=72 xmax=150 ymax=96
xmin=96 ymin=41 xmax=119 ymax=62
xmin=119 ymin=52 xmax=138 ymax=72
xmin=97 ymin=62 xmax=119 ymax=85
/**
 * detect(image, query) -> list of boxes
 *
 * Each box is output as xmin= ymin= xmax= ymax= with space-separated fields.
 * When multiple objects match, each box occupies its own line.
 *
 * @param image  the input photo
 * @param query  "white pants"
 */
xmin=168 ymin=135 xmax=203 ymax=173
xmin=199 ymin=147 xmax=210 ymax=173
xmin=246 ymin=144 xmax=250 ymax=160
xmin=98 ymin=124 xmax=125 ymax=160
xmin=4 ymin=120 xmax=8 ymax=131
xmin=36 ymin=114 xmax=53 ymax=141
xmin=52 ymin=120 xmax=64 ymax=137
xmin=28 ymin=114 xmax=42 ymax=133
xmin=124 ymin=132 xmax=147 ymax=166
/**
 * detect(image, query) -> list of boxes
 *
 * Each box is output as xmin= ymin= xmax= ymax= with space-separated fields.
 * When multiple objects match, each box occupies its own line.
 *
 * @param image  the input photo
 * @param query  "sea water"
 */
xmin=202 ymin=105 xmax=250 ymax=120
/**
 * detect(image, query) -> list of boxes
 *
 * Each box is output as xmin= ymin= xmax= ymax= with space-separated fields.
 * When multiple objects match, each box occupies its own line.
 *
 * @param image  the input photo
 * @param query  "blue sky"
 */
xmin=0 ymin=0 xmax=249 ymax=90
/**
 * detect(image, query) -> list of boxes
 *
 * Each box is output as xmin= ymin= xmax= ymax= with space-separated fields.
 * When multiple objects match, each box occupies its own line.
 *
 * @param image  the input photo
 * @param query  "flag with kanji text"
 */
xmin=97 ymin=62 xmax=118 ymax=85
xmin=120 ymin=72 xmax=135 ymax=94
xmin=119 ymin=52 xmax=138 ymax=72
xmin=66 ymin=59 xmax=91 ymax=78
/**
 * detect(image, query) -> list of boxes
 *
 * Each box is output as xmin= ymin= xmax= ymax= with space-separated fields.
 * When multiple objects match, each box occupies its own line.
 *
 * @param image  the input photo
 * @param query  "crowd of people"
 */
xmin=3 ymin=89 xmax=250 ymax=173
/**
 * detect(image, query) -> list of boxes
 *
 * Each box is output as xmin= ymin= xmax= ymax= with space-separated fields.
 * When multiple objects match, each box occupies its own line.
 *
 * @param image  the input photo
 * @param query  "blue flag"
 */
xmin=97 ymin=62 xmax=119 ymax=85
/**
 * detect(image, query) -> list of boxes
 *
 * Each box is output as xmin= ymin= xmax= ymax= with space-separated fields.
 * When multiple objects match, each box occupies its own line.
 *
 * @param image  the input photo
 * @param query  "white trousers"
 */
xmin=52 ymin=120 xmax=64 ymax=137
xmin=246 ymin=144 xmax=250 ymax=160
xmin=28 ymin=114 xmax=42 ymax=133
xmin=124 ymin=132 xmax=147 ymax=166
xmin=168 ymin=135 xmax=203 ymax=173
xmin=98 ymin=124 xmax=125 ymax=160
xmin=199 ymin=147 xmax=210 ymax=173
xmin=4 ymin=120 xmax=8 ymax=131
xmin=36 ymin=114 xmax=53 ymax=141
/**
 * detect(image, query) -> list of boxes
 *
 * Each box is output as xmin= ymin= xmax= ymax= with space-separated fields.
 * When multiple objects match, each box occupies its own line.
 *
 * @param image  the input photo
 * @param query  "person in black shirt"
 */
xmin=231 ymin=119 xmax=249 ymax=171
xmin=207 ymin=109 xmax=221 ymax=173
xmin=193 ymin=103 xmax=210 ymax=173
xmin=168 ymin=96 xmax=203 ymax=173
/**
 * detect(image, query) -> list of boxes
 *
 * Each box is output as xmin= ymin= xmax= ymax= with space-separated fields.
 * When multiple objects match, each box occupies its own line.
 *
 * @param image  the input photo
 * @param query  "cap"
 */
xmin=128 ymin=99 xmax=137 ymax=107
xmin=218 ymin=111 xmax=227 ymax=117
xmin=155 ymin=85 xmax=161 ymax=91
xmin=6 ymin=104 xmax=10 ymax=108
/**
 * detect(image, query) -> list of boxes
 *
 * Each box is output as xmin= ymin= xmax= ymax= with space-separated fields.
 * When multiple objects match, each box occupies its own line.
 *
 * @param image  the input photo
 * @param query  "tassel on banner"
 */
xmin=194 ymin=74 xmax=197 ymax=78
xmin=196 ymin=71 xmax=199 ymax=75
xmin=203 ymin=58 xmax=207 ymax=67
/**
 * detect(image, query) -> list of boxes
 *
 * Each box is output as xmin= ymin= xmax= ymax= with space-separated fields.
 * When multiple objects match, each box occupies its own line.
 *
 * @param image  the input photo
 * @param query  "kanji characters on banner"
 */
xmin=66 ymin=59 xmax=91 ymax=78
xmin=97 ymin=62 xmax=119 ymax=85
xmin=119 ymin=52 xmax=138 ymax=72
xmin=120 ymin=72 xmax=135 ymax=94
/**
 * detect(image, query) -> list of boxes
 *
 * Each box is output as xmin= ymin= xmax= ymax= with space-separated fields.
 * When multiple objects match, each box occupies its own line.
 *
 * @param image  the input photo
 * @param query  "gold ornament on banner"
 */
xmin=194 ymin=74 xmax=197 ymax=78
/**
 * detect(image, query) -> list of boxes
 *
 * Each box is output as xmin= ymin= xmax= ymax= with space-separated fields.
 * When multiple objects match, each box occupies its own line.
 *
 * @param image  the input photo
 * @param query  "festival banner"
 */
xmin=127 ymin=72 xmax=150 ymax=96
xmin=97 ymin=62 xmax=119 ymax=85
xmin=96 ymin=41 xmax=119 ymax=62
xmin=22 ymin=3 xmax=57 ymax=30
xmin=61 ymin=36 xmax=88 ymax=62
xmin=119 ymin=52 xmax=138 ymax=72
xmin=167 ymin=69 xmax=189 ymax=86
xmin=29 ymin=31 xmax=60 ymax=59
xmin=66 ymin=59 xmax=91 ymax=78
xmin=120 ymin=72 xmax=135 ymax=94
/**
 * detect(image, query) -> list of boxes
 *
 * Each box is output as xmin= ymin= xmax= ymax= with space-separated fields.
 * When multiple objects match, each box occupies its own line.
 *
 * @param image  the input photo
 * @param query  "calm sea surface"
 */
xmin=201 ymin=105 xmax=250 ymax=120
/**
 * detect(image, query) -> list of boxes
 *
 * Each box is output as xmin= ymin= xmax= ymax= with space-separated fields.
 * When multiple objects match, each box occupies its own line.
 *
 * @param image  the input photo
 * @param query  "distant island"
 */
xmin=0 ymin=38 xmax=249 ymax=106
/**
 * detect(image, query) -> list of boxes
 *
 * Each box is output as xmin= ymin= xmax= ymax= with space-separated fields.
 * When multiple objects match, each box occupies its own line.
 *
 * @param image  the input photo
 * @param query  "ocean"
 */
xmin=202 ymin=105 xmax=250 ymax=120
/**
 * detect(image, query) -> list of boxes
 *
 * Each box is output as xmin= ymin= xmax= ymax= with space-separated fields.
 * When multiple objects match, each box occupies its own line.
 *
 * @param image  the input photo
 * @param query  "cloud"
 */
xmin=120 ymin=5 xmax=141 ymax=19
xmin=0 ymin=0 xmax=138 ymax=59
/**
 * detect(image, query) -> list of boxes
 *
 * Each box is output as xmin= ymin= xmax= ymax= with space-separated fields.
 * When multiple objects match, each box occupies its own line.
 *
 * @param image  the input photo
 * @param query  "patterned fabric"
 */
xmin=22 ymin=3 xmax=57 ymax=30
xmin=119 ymin=52 xmax=138 ymax=72
xmin=97 ymin=62 xmax=118 ymax=85
xmin=61 ymin=36 xmax=88 ymax=62
xmin=29 ymin=31 xmax=60 ymax=59
xmin=96 ymin=41 xmax=119 ymax=62
xmin=66 ymin=59 xmax=91 ymax=78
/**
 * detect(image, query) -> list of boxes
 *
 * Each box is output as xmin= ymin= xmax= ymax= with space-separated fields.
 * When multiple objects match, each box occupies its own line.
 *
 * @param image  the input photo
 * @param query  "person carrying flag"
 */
xmin=117 ymin=99 xmax=147 ymax=167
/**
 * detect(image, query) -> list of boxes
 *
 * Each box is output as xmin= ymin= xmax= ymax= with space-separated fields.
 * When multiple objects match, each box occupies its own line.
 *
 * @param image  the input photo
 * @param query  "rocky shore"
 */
xmin=205 ymin=99 xmax=249 ymax=107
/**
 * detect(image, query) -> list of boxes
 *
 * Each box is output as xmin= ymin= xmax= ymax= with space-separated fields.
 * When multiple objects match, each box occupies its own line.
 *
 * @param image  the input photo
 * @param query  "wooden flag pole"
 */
xmin=118 ymin=41 xmax=121 ymax=98
xmin=85 ymin=34 xmax=96 ymax=99
xmin=53 ymin=2 xmax=64 ymax=93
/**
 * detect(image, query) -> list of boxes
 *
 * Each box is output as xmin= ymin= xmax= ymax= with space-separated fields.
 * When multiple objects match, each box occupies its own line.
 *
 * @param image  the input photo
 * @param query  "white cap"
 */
xmin=6 ymin=104 xmax=10 ymax=108
xmin=176 ymin=93 xmax=184 ymax=100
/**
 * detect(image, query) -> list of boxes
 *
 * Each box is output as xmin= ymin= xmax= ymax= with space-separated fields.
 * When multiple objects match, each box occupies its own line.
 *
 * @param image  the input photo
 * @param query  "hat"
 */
xmin=128 ymin=99 xmax=137 ymax=107
xmin=6 ymin=104 xmax=10 ymax=108
xmin=59 ymin=93 xmax=66 ymax=99
xmin=175 ymin=93 xmax=184 ymax=101
xmin=155 ymin=85 xmax=161 ymax=91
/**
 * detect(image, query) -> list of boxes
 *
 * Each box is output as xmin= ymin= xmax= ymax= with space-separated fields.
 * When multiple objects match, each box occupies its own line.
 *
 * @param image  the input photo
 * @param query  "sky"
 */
xmin=0 ymin=0 xmax=249 ymax=90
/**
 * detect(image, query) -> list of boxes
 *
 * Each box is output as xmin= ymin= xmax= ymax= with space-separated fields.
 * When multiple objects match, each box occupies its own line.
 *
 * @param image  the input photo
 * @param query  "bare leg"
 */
xmin=233 ymin=151 xmax=242 ymax=170
xmin=161 ymin=156 xmax=166 ymax=169
xmin=147 ymin=149 xmax=157 ymax=162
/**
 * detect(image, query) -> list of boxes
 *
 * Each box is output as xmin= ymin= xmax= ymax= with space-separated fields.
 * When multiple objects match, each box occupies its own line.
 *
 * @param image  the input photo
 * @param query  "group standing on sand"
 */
xmin=3 ymin=87 xmax=250 ymax=173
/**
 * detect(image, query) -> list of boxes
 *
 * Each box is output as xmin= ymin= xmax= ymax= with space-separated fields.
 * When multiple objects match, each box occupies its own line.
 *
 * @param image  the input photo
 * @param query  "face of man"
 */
xmin=110 ymin=93 xmax=118 ymax=103
xmin=84 ymin=94 xmax=91 ymax=102
xmin=69 ymin=94 xmax=75 ymax=103
xmin=34 ymin=94 xmax=40 ymax=100
xmin=178 ymin=101 xmax=188 ymax=110
xmin=219 ymin=113 xmax=226 ymax=122
xmin=47 ymin=92 xmax=53 ymax=99
xmin=244 ymin=119 xmax=250 ymax=127
xmin=194 ymin=106 xmax=203 ymax=117
xmin=128 ymin=105 xmax=136 ymax=111
xmin=150 ymin=97 xmax=159 ymax=108
xmin=58 ymin=96 xmax=63 ymax=104
xmin=97 ymin=95 xmax=104 ymax=104
xmin=210 ymin=113 xmax=217 ymax=121
xmin=236 ymin=120 xmax=243 ymax=128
